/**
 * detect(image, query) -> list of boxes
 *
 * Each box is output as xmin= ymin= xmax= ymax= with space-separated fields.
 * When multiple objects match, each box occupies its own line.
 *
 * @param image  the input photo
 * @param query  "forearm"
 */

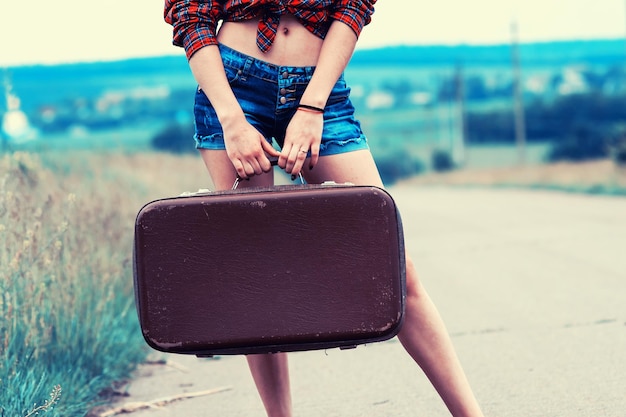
xmin=188 ymin=45 xmax=246 ymax=128
xmin=299 ymin=21 xmax=358 ymax=108
xmin=188 ymin=45 xmax=279 ymax=177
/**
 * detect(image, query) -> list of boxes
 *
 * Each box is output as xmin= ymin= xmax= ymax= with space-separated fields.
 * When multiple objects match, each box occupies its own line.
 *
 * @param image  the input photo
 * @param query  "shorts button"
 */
xmin=279 ymin=88 xmax=287 ymax=95
xmin=282 ymin=71 xmax=289 ymax=79
xmin=279 ymin=96 xmax=287 ymax=104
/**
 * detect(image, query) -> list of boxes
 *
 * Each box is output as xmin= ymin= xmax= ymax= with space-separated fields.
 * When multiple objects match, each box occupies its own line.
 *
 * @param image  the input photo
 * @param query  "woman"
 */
xmin=164 ymin=1 xmax=485 ymax=416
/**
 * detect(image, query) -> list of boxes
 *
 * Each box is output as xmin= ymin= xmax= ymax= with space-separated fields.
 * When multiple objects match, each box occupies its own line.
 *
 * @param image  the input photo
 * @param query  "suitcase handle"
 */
xmin=232 ymin=157 xmax=305 ymax=190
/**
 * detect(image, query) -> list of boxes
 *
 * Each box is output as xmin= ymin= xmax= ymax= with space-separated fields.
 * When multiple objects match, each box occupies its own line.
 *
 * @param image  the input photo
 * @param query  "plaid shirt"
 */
xmin=165 ymin=0 xmax=376 ymax=59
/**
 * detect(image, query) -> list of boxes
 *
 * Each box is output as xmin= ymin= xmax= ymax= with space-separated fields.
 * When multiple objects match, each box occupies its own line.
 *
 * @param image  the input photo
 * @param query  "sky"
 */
xmin=1 ymin=0 xmax=625 ymax=67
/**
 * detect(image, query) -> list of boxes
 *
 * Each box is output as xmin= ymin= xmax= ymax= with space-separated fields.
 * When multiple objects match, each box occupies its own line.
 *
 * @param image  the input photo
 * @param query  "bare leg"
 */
xmin=305 ymin=150 xmax=484 ymax=417
xmin=247 ymin=353 xmax=292 ymax=417
xmin=199 ymin=150 xmax=293 ymax=417
xmin=398 ymin=258 xmax=484 ymax=417
xmin=200 ymin=149 xmax=483 ymax=416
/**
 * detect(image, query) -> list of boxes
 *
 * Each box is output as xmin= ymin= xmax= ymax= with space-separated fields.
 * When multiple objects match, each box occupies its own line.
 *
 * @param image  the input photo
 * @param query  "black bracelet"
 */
xmin=297 ymin=104 xmax=325 ymax=113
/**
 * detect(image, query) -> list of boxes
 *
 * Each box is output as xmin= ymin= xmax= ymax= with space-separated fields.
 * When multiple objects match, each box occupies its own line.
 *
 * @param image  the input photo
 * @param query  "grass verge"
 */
xmin=0 ymin=150 xmax=208 ymax=416
xmin=402 ymin=159 xmax=626 ymax=196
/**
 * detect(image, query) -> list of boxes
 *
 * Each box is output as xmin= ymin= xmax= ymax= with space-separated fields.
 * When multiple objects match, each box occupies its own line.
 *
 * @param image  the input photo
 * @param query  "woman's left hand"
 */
xmin=278 ymin=109 xmax=323 ymax=175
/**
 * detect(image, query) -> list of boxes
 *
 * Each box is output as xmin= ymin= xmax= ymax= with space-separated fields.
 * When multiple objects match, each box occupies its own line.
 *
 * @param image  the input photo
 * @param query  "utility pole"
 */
xmin=1 ymin=69 xmax=8 ymax=153
xmin=511 ymin=18 xmax=527 ymax=166
xmin=624 ymin=0 xmax=626 ymax=74
xmin=454 ymin=62 xmax=466 ymax=166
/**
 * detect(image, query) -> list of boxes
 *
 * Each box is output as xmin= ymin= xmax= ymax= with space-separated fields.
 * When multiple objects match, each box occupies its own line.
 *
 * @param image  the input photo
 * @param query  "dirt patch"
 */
xmin=402 ymin=159 xmax=626 ymax=195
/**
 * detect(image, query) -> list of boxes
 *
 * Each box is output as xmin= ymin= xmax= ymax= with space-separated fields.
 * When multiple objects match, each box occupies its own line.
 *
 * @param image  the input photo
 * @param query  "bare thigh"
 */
xmin=201 ymin=149 xmax=383 ymax=190
xmin=200 ymin=149 xmax=274 ymax=191
xmin=304 ymin=150 xmax=423 ymax=285
xmin=302 ymin=150 xmax=385 ymax=188
xmin=201 ymin=147 xmax=421 ymax=300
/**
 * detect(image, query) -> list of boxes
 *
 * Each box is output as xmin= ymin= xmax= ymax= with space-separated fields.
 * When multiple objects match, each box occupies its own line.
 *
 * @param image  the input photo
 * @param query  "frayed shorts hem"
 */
xmin=193 ymin=44 xmax=369 ymax=157
xmin=194 ymin=133 xmax=369 ymax=156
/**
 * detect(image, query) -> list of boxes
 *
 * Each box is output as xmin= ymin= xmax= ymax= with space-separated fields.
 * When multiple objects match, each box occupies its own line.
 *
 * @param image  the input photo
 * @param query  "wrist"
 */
xmin=297 ymin=103 xmax=325 ymax=114
xmin=216 ymin=107 xmax=247 ymax=128
xmin=298 ymin=94 xmax=326 ymax=109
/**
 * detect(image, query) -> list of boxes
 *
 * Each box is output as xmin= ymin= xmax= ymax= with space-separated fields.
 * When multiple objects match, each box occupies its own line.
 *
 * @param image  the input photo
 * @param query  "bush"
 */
xmin=431 ymin=149 xmax=456 ymax=172
xmin=151 ymin=122 xmax=195 ymax=153
xmin=609 ymin=132 xmax=626 ymax=166
xmin=374 ymin=150 xmax=425 ymax=185
xmin=547 ymin=124 xmax=609 ymax=162
xmin=466 ymin=93 xmax=626 ymax=145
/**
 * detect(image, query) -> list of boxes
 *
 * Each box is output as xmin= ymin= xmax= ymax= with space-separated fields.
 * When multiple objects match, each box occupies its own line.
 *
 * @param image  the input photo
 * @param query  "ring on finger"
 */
xmin=299 ymin=149 xmax=308 ymax=154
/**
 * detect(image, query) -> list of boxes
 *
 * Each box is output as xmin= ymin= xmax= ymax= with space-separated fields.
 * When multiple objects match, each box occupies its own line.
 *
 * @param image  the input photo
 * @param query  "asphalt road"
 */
xmin=101 ymin=187 xmax=626 ymax=417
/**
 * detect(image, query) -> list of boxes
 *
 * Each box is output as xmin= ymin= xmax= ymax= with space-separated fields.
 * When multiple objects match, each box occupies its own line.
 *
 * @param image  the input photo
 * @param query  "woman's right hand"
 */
xmin=189 ymin=46 xmax=279 ymax=179
xmin=222 ymin=115 xmax=281 ymax=179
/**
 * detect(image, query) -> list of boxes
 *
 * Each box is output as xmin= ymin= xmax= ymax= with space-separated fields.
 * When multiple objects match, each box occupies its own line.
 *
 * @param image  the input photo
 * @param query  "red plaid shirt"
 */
xmin=164 ymin=0 xmax=377 ymax=59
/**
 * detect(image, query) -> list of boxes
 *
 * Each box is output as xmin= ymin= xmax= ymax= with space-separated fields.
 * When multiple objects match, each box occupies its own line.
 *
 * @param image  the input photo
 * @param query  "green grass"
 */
xmin=0 ymin=151 xmax=172 ymax=416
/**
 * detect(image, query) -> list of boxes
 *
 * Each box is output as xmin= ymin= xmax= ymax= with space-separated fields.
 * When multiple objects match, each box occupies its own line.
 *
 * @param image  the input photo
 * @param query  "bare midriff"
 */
xmin=217 ymin=14 xmax=324 ymax=67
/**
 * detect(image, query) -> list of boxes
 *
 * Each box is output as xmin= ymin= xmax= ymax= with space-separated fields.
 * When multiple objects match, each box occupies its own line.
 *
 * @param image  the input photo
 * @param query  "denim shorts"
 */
xmin=193 ymin=44 xmax=369 ymax=155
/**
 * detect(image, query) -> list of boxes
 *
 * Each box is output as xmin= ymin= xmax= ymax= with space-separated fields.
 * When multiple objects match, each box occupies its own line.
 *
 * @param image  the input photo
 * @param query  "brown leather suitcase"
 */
xmin=133 ymin=182 xmax=405 ymax=356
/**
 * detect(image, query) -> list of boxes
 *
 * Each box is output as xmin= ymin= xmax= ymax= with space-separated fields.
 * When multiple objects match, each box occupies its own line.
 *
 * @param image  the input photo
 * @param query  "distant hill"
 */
xmin=8 ymin=38 xmax=626 ymax=73
xmin=4 ymin=39 xmax=625 ymax=114
xmin=350 ymin=39 xmax=626 ymax=67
